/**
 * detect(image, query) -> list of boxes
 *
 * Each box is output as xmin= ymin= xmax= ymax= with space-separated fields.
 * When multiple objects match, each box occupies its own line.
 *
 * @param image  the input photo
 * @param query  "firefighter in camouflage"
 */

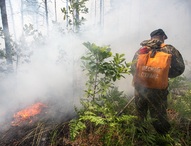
xmin=131 ymin=29 xmax=185 ymax=135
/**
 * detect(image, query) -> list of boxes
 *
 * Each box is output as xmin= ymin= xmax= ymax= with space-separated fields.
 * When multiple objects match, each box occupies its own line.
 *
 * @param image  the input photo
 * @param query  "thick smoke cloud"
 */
xmin=0 ymin=0 xmax=191 ymax=130
xmin=86 ymin=0 xmax=191 ymax=90
xmin=0 ymin=33 xmax=86 ymax=130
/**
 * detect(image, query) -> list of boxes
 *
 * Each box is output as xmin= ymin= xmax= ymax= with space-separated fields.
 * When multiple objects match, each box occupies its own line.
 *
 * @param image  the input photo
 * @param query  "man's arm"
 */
xmin=130 ymin=50 xmax=139 ymax=75
xmin=163 ymin=45 xmax=185 ymax=78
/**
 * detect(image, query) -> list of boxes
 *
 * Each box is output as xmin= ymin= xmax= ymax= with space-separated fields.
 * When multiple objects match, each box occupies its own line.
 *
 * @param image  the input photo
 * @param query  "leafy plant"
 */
xmin=69 ymin=42 xmax=137 ymax=145
xmin=61 ymin=0 xmax=89 ymax=32
xmin=81 ymin=42 xmax=131 ymax=100
xmin=168 ymin=75 xmax=191 ymax=119
xmin=168 ymin=75 xmax=191 ymax=145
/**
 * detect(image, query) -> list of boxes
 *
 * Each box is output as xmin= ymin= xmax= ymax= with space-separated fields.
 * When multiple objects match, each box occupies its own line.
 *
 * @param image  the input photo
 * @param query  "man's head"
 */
xmin=150 ymin=29 xmax=168 ymax=42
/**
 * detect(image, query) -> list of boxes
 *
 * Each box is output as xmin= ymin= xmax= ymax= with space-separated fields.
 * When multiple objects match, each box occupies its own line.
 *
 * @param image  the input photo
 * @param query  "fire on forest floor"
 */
xmin=11 ymin=102 xmax=47 ymax=127
xmin=0 ymin=101 xmax=76 ymax=146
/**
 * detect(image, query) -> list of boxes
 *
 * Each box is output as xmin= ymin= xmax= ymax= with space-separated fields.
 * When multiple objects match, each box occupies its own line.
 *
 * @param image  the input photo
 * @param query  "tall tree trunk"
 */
xmin=21 ymin=0 xmax=24 ymax=35
xmin=94 ymin=0 xmax=97 ymax=24
xmin=100 ymin=0 xmax=104 ymax=28
xmin=75 ymin=0 xmax=79 ymax=32
xmin=0 ymin=0 xmax=13 ymax=66
xmin=54 ymin=0 xmax=57 ymax=22
xmin=45 ymin=0 xmax=49 ymax=32
xmin=66 ymin=0 xmax=69 ymax=28
xmin=8 ymin=0 xmax=17 ymax=41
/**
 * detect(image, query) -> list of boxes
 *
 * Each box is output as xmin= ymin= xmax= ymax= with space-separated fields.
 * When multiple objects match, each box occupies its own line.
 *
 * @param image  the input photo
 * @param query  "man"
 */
xmin=131 ymin=29 xmax=185 ymax=135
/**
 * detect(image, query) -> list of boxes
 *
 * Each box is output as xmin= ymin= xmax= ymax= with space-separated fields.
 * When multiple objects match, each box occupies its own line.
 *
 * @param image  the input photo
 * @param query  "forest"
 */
xmin=0 ymin=0 xmax=191 ymax=146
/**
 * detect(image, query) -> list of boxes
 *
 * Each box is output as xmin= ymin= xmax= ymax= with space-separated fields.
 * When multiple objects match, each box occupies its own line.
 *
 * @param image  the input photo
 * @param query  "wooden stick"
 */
xmin=116 ymin=96 xmax=135 ymax=116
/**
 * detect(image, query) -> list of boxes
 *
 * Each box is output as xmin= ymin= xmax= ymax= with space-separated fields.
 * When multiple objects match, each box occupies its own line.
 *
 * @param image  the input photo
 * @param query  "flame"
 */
xmin=11 ymin=102 xmax=47 ymax=126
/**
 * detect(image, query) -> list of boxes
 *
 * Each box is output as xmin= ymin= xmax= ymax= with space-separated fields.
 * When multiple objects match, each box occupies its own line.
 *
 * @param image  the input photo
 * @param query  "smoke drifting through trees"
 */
xmin=0 ymin=0 xmax=191 ymax=131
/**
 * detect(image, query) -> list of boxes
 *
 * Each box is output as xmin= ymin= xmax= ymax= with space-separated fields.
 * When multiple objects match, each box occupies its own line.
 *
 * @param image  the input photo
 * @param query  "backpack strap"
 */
xmin=150 ymin=43 xmax=167 ymax=58
xmin=150 ymin=49 xmax=157 ymax=58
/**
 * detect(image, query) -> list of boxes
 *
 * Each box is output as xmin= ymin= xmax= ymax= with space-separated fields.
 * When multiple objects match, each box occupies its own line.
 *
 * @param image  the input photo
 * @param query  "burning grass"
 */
xmin=0 ymin=100 xmax=190 ymax=146
xmin=11 ymin=102 xmax=47 ymax=127
xmin=0 ymin=100 xmax=75 ymax=146
xmin=0 ymin=76 xmax=190 ymax=145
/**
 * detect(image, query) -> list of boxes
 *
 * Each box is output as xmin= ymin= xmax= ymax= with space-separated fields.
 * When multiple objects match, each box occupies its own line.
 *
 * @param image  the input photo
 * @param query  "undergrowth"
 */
xmin=66 ymin=42 xmax=191 ymax=146
xmin=5 ymin=42 xmax=190 ymax=146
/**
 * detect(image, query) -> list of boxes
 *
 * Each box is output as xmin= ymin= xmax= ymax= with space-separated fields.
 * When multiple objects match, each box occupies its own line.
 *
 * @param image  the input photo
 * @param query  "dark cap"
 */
xmin=150 ymin=29 xmax=168 ymax=40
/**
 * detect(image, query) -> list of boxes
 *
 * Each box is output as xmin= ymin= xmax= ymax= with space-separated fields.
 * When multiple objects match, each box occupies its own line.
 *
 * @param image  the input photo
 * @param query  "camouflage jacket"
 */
xmin=131 ymin=39 xmax=185 ymax=78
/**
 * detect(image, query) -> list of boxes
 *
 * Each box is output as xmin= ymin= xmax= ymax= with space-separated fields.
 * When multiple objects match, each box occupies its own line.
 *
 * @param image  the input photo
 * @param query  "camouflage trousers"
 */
xmin=134 ymin=86 xmax=171 ymax=135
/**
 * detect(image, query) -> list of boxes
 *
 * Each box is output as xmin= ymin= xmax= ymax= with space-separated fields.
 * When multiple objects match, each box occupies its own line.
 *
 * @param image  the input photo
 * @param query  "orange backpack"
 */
xmin=133 ymin=44 xmax=172 ymax=89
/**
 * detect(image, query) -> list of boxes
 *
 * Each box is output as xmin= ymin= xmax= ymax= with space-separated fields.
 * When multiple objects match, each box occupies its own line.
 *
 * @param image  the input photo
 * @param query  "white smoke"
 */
xmin=0 ymin=0 xmax=191 ymax=130
xmin=86 ymin=0 xmax=191 ymax=90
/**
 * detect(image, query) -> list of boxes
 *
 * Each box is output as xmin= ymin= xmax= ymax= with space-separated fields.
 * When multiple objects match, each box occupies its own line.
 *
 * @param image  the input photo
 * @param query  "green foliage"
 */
xmin=0 ymin=49 xmax=5 ymax=58
xmin=0 ymin=27 xmax=14 ymax=73
xmin=0 ymin=23 xmax=45 ymax=74
xmin=23 ymin=24 xmax=38 ymax=36
xmin=174 ymin=90 xmax=191 ymax=120
xmin=69 ymin=42 xmax=136 ymax=145
xmin=81 ymin=42 xmax=131 ymax=100
xmin=70 ymin=93 xmax=137 ymax=145
xmin=168 ymin=75 xmax=191 ymax=120
xmin=168 ymin=75 xmax=191 ymax=145
xmin=0 ymin=27 xmax=3 ymax=38
xmin=168 ymin=75 xmax=187 ymax=92
xmin=69 ymin=119 xmax=86 ymax=140
xmin=13 ymin=24 xmax=44 ymax=65
xmin=68 ymin=42 xmax=191 ymax=145
xmin=61 ymin=0 xmax=89 ymax=32
xmin=135 ymin=121 xmax=156 ymax=145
